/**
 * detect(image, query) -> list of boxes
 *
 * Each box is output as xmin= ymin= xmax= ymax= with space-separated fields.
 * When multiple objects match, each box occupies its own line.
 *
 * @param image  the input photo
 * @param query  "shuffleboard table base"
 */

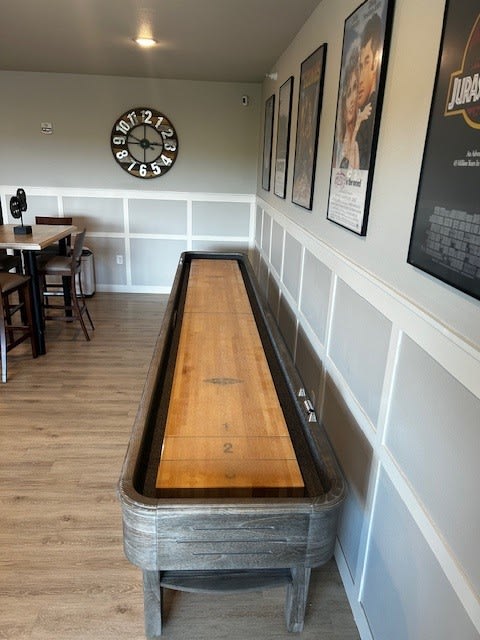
xmin=143 ymin=566 xmax=311 ymax=636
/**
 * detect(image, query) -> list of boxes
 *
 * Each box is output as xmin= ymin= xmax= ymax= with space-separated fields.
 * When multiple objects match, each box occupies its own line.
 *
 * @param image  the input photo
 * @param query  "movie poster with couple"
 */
xmin=327 ymin=0 xmax=395 ymax=235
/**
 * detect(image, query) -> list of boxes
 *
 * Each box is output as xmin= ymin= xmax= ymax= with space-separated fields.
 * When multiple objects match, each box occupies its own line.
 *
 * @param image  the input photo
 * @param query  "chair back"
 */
xmin=72 ymin=229 xmax=87 ymax=271
xmin=35 ymin=216 xmax=73 ymax=225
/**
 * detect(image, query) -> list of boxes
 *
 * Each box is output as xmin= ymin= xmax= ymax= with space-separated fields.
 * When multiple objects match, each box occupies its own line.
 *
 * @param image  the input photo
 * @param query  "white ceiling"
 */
xmin=0 ymin=0 xmax=322 ymax=82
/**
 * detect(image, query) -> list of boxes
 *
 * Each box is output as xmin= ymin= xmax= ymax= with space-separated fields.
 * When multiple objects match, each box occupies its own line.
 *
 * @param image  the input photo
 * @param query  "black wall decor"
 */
xmin=408 ymin=0 xmax=480 ymax=301
xmin=274 ymin=76 xmax=294 ymax=199
xmin=292 ymin=44 xmax=327 ymax=210
xmin=261 ymin=94 xmax=275 ymax=191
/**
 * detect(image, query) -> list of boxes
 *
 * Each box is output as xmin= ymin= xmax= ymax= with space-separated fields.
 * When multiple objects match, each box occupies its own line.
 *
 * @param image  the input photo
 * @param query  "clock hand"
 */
xmin=128 ymin=133 xmax=161 ymax=151
xmin=129 ymin=141 xmax=162 ymax=152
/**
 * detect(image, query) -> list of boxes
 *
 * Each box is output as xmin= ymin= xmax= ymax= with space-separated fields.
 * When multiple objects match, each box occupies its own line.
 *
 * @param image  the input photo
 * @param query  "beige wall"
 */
xmin=0 ymin=71 xmax=261 ymax=290
xmin=0 ymin=71 xmax=261 ymax=193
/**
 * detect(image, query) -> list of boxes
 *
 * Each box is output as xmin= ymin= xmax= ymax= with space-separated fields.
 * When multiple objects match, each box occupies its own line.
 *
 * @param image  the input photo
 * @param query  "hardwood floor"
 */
xmin=0 ymin=293 xmax=359 ymax=640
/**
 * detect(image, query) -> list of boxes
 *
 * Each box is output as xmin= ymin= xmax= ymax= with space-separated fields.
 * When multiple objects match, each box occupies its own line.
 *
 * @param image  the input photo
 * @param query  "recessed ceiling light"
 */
xmin=134 ymin=37 xmax=157 ymax=48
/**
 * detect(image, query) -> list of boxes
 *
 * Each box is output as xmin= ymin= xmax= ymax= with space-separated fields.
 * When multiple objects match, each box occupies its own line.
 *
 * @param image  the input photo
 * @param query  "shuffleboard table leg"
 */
xmin=285 ymin=567 xmax=311 ymax=632
xmin=143 ymin=570 xmax=163 ymax=638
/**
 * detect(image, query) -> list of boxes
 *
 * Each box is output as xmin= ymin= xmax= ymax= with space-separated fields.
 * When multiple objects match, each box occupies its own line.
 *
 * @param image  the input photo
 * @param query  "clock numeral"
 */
xmin=164 ymin=142 xmax=177 ymax=152
xmin=116 ymin=149 xmax=129 ymax=160
xmin=128 ymin=161 xmax=136 ymax=172
xmin=117 ymin=120 xmax=130 ymax=134
xmin=113 ymin=136 xmax=126 ymax=146
xmin=151 ymin=162 xmax=162 ymax=175
xmin=155 ymin=117 xmax=165 ymax=129
xmin=127 ymin=111 xmax=138 ymax=126
xmin=161 ymin=128 xmax=174 ymax=139
xmin=139 ymin=163 xmax=148 ymax=177
xmin=141 ymin=109 xmax=153 ymax=123
xmin=161 ymin=155 xmax=173 ymax=166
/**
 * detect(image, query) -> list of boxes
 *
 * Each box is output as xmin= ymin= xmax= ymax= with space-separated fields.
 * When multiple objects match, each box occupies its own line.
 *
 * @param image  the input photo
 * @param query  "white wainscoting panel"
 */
xmin=254 ymin=197 xmax=480 ymax=640
xmin=0 ymin=186 xmax=255 ymax=293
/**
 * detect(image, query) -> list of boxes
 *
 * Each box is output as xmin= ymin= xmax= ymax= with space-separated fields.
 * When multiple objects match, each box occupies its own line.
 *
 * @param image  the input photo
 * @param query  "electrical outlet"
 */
xmin=116 ymin=254 xmax=124 ymax=265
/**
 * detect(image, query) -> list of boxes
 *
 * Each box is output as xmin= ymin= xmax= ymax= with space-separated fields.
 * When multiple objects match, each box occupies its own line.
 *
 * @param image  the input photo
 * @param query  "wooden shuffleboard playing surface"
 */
xmin=156 ymin=259 xmax=305 ymax=498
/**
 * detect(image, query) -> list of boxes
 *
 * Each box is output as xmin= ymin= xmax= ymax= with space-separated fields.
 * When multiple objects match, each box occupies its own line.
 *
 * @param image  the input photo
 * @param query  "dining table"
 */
xmin=0 ymin=223 xmax=77 ymax=355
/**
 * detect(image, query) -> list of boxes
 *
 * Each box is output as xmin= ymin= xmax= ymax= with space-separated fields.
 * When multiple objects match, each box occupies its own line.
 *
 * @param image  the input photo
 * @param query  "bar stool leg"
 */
xmin=0 ymin=316 xmax=6 ymax=383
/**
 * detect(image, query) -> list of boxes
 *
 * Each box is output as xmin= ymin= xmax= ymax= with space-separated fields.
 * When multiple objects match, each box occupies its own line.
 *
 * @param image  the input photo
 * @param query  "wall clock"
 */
xmin=110 ymin=107 xmax=178 ymax=179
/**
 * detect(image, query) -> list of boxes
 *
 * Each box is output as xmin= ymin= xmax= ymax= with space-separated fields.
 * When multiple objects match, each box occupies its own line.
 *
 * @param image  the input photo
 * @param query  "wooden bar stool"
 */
xmin=0 ymin=272 xmax=38 ymax=383
xmin=38 ymin=229 xmax=94 ymax=341
xmin=35 ymin=216 xmax=74 ymax=312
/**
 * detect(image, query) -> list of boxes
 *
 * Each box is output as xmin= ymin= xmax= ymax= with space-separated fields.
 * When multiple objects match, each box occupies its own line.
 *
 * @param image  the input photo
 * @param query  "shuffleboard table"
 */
xmin=118 ymin=252 xmax=345 ymax=637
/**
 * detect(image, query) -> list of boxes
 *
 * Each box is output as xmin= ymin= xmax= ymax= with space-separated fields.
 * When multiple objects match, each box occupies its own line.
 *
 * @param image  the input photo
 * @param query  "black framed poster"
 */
xmin=408 ymin=0 xmax=480 ymax=301
xmin=327 ymin=0 xmax=395 ymax=235
xmin=261 ymin=94 xmax=275 ymax=191
xmin=292 ymin=44 xmax=327 ymax=210
xmin=274 ymin=76 xmax=294 ymax=198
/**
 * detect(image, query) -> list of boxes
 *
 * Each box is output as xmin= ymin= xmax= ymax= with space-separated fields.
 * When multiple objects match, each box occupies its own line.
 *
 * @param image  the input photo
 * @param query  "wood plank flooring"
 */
xmin=0 ymin=293 xmax=359 ymax=639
